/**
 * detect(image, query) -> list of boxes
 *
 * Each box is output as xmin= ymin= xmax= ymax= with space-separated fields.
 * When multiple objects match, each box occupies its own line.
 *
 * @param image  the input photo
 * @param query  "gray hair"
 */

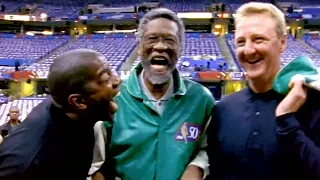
xmin=137 ymin=8 xmax=185 ymax=47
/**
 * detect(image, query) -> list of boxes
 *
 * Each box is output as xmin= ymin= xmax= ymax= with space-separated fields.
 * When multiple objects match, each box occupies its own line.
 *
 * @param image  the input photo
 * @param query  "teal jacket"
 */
xmin=110 ymin=64 xmax=215 ymax=180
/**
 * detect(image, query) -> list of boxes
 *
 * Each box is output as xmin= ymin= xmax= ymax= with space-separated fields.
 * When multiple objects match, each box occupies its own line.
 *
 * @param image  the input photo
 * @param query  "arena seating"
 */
xmin=25 ymin=33 xmax=137 ymax=77
xmin=33 ymin=5 xmax=81 ymax=17
xmin=161 ymin=0 xmax=210 ymax=12
xmin=0 ymin=0 xmax=25 ymax=13
xmin=225 ymin=34 xmax=243 ymax=71
xmin=0 ymin=34 xmax=70 ymax=67
xmin=301 ymin=7 xmax=320 ymax=19
xmin=178 ymin=33 xmax=228 ymax=71
xmin=282 ymin=35 xmax=320 ymax=66
xmin=305 ymin=36 xmax=320 ymax=52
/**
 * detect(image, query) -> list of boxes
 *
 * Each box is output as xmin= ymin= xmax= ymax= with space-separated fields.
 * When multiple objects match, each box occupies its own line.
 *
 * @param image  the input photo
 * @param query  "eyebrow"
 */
xmin=96 ymin=67 xmax=111 ymax=78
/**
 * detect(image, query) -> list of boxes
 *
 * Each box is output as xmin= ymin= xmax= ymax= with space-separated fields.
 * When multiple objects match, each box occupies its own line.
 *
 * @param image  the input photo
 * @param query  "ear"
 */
xmin=137 ymin=42 xmax=143 ymax=56
xmin=68 ymin=94 xmax=87 ymax=110
xmin=279 ymin=34 xmax=287 ymax=53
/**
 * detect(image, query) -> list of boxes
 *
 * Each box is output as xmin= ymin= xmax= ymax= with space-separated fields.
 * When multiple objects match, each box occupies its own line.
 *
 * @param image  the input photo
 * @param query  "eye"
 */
xmin=146 ymin=36 xmax=158 ymax=41
xmin=254 ymin=37 xmax=264 ymax=43
xmin=165 ymin=37 xmax=174 ymax=41
xmin=236 ymin=40 xmax=245 ymax=47
xmin=100 ymin=73 xmax=110 ymax=84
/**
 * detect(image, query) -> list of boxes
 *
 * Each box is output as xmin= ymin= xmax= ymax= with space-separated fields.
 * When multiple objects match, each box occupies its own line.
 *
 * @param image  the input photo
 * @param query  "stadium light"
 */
xmin=42 ymin=31 xmax=53 ymax=35
xmin=26 ymin=32 xmax=34 ymax=36
xmin=40 ymin=13 xmax=47 ymax=19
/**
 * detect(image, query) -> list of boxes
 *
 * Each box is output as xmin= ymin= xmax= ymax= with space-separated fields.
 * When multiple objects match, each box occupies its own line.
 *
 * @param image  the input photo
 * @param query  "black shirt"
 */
xmin=0 ymin=97 xmax=95 ymax=180
xmin=207 ymin=88 xmax=320 ymax=180
xmin=0 ymin=120 xmax=20 ymax=137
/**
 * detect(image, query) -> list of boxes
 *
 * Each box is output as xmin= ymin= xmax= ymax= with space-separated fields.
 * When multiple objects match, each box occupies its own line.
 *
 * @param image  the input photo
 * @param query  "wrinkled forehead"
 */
xmin=144 ymin=18 xmax=179 ymax=37
xmin=235 ymin=13 xmax=277 ymax=38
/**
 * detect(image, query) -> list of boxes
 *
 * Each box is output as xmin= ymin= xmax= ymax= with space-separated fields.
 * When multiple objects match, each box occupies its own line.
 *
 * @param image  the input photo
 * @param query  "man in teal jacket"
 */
xmin=97 ymin=8 xmax=215 ymax=180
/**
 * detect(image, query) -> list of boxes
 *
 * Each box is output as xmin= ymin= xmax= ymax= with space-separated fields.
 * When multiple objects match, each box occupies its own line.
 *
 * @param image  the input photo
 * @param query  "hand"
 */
xmin=276 ymin=74 xmax=307 ymax=117
xmin=92 ymin=172 xmax=105 ymax=180
xmin=180 ymin=165 xmax=203 ymax=180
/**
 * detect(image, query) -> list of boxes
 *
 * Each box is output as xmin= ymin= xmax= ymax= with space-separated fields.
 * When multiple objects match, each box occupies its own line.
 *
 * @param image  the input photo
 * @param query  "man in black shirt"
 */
xmin=0 ymin=106 xmax=21 ymax=139
xmin=207 ymin=2 xmax=320 ymax=180
xmin=0 ymin=49 xmax=121 ymax=180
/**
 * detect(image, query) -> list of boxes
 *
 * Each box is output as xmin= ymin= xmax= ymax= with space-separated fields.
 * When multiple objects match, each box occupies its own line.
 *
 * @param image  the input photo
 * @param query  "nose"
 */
xmin=112 ymin=75 xmax=122 ymax=90
xmin=243 ymin=41 xmax=256 ymax=56
xmin=153 ymin=40 xmax=168 ymax=51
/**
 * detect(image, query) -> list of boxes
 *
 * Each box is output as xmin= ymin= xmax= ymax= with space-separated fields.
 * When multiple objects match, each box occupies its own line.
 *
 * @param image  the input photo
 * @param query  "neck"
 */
xmin=143 ymin=74 xmax=170 ymax=100
xmin=9 ymin=119 xmax=19 ymax=126
xmin=51 ymin=99 xmax=78 ymax=120
xmin=248 ymin=80 xmax=273 ymax=93
xmin=248 ymin=65 xmax=280 ymax=93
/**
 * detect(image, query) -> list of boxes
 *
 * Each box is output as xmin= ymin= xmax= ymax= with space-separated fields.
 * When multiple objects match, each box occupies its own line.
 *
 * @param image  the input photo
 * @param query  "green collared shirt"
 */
xmin=110 ymin=63 xmax=215 ymax=180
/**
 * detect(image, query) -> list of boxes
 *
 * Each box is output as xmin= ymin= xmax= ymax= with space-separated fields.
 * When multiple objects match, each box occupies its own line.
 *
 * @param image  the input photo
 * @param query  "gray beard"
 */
xmin=145 ymin=70 xmax=171 ymax=85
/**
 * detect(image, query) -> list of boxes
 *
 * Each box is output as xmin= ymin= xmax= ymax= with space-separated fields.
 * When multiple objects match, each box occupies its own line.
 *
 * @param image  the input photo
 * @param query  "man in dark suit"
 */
xmin=0 ymin=49 xmax=121 ymax=180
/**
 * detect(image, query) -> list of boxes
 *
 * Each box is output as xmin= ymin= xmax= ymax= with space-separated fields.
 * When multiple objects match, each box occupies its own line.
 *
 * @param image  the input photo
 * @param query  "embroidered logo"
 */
xmin=176 ymin=122 xmax=202 ymax=144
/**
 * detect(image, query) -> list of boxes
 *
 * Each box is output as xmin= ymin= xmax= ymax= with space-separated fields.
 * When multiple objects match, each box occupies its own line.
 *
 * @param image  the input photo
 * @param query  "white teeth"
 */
xmin=248 ymin=58 xmax=262 ymax=64
xmin=153 ymin=57 xmax=165 ymax=60
xmin=152 ymin=64 xmax=166 ymax=69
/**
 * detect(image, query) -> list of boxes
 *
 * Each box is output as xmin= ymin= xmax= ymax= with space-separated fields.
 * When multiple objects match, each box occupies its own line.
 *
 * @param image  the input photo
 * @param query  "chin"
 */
xmin=149 ymin=75 xmax=171 ymax=85
xmin=246 ymin=69 xmax=266 ymax=80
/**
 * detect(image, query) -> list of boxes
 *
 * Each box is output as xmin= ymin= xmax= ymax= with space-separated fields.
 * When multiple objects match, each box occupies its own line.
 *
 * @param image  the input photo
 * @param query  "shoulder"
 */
xmin=182 ymin=78 xmax=214 ymax=103
xmin=23 ymin=97 xmax=53 ymax=126
xmin=216 ymin=88 xmax=248 ymax=110
xmin=0 ymin=123 xmax=9 ymax=130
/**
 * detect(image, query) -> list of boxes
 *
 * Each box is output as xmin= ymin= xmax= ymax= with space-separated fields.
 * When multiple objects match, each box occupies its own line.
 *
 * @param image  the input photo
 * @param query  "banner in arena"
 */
xmin=4 ymin=14 xmax=30 ymax=21
xmin=196 ymin=71 xmax=225 ymax=80
xmin=228 ymin=72 xmax=246 ymax=80
xmin=177 ymin=12 xmax=212 ymax=19
xmin=11 ymin=71 xmax=38 ymax=80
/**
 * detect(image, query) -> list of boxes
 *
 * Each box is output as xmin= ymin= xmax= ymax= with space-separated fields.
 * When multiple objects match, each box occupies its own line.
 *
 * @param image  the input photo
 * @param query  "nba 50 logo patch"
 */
xmin=175 ymin=122 xmax=202 ymax=143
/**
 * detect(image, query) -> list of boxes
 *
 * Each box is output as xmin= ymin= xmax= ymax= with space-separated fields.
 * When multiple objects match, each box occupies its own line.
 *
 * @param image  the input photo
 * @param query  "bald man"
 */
xmin=0 ymin=106 xmax=21 ymax=139
xmin=0 ymin=49 xmax=121 ymax=180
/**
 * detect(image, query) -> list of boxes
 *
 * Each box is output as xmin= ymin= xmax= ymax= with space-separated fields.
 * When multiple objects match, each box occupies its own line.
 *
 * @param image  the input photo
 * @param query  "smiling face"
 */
xmin=235 ymin=12 xmax=286 ymax=84
xmin=139 ymin=17 xmax=180 ymax=85
xmin=83 ymin=59 xmax=121 ymax=122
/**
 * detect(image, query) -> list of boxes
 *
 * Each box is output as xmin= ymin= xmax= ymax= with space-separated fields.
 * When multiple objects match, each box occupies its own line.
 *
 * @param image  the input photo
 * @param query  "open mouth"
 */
xmin=247 ymin=58 xmax=263 ymax=65
xmin=151 ymin=56 xmax=169 ymax=66
xmin=150 ymin=56 xmax=169 ymax=73
xmin=109 ymin=92 xmax=120 ymax=114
